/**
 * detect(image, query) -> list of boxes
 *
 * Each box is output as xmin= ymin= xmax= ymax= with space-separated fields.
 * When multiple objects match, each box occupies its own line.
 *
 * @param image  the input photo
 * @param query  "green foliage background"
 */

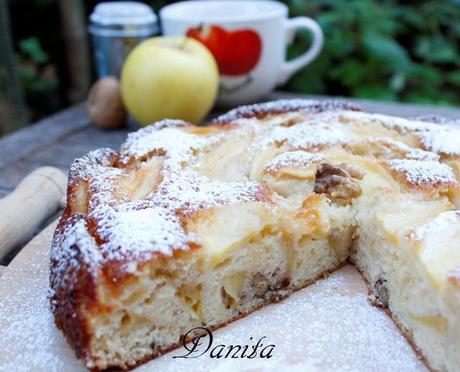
xmin=7 ymin=0 xmax=460 ymax=124
xmin=282 ymin=0 xmax=460 ymax=105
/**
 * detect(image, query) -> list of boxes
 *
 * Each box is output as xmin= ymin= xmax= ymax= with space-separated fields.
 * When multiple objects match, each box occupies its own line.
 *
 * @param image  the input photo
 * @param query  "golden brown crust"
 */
xmin=49 ymin=215 xmax=98 ymax=364
xmin=211 ymin=99 xmax=362 ymax=124
xmin=50 ymin=99 xmax=460 ymax=370
xmin=381 ymin=158 xmax=458 ymax=193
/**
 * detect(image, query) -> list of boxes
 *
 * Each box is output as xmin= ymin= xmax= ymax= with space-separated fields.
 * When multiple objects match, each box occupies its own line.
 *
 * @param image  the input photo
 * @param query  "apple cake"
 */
xmin=49 ymin=99 xmax=460 ymax=371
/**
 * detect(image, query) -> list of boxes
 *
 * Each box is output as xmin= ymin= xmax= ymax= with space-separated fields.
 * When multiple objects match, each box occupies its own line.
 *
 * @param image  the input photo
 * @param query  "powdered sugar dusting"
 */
xmin=144 ymin=267 xmax=426 ymax=372
xmin=417 ymin=129 xmax=460 ymax=157
xmin=386 ymin=159 xmax=457 ymax=187
xmin=213 ymin=99 xmax=361 ymax=124
xmin=49 ymin=216 xmax=101 ymax=309
xmin=267 ymin=122 xmax=351 ymax=151
xmin=339 ymin=111 xmax=438 ymax=134
xmin=0 ymin=224 xmax=74 ymax=371
xmin=54 ymin=101 xmax=460 ymax=283
xmin=68 ymin=149 xmax=125 ymax=210
xmin=0 ymin=275 xmax=67 ymax=372
xmin=368 ymin=137 xmax=439 ymax=161
xmin=265 ymin=151 xmax=324 ymax=173
xmin=120 ymin=126 xmax=211 ymax=163
xmin=152 ymin=168 xmax=268 ymax=217
xmin=93 ymin=201 xmax=194 ymax=264
xmin=1 ymin=249 xmax=425 ymax=371
xmin=68 ymin=148 xmax=119 ymax=182
xmin=412 ymin=210 xmax=460 ymax=241
xmin=57 ymin=101 xmax=460 ymax=283
xmin=86 ymin=172 xmax=267 ymax=267
xmin=48 ymin=99 xmax=459 ymax=369
xmin=56 ymin=128 xmax=270 ymax=279
xmin=340 ymin=111 xmax=460 ymax=157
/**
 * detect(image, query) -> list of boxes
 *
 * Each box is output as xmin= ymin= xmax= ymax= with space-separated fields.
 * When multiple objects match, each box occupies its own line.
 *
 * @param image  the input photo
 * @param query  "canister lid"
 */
xmin=89 ymin=2 xmax=158 ymax=37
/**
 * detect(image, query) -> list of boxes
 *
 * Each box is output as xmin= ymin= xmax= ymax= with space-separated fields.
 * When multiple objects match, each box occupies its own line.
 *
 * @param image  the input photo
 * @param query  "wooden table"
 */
xmin=0 ymin=91 xmax=459 ymax=264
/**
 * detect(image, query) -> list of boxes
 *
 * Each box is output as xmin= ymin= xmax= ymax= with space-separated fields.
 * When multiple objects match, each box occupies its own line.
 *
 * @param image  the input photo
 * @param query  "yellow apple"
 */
xmin=120 ymin=36 xmax=219 ymax=125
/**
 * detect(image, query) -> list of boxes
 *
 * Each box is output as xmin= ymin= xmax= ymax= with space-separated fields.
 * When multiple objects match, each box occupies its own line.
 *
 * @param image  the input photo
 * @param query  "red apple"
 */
xmin=186 ymin=25 xmax=262 ymax=76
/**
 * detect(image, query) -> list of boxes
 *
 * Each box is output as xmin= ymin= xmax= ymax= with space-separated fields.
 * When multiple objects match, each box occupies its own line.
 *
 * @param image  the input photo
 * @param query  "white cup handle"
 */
xmin=279 ymin=17 xmax=324 ymax=84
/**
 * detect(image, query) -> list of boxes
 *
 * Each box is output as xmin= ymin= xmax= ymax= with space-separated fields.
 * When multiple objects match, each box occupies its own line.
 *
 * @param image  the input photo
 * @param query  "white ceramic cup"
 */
xmin=160 ymin=0 xmax=323 ymax=106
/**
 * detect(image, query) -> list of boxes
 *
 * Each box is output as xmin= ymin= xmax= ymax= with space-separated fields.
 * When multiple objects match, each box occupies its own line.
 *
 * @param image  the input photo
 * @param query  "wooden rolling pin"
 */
xmin=0 ymin=167 xmax=67 ymax=259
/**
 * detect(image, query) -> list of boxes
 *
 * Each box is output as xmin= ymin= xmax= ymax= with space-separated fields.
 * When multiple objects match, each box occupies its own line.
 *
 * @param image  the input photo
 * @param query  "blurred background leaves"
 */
xmin=17 ymin=37 xmax=61 ymax=119
xmin=3 ymin=0 xmax=460 ymax=128
xmin=283 ymin=0 xmax=460 ymax=105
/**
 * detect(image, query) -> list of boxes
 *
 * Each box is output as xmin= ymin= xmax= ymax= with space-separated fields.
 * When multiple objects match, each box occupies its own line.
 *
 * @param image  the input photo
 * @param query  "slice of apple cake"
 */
xmin=49 ymin=99 xmax=460 ymax=371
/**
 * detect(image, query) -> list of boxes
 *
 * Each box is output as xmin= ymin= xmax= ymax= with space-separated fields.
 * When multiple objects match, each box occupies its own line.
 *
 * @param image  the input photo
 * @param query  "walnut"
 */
xmin=88 ymin=77 xmax=126 ymax=129
xmin=314 ymin=162 xmax=363 ymax=205
xmin=337 ymin=162 xmax=365 ymax=180
xmin=251 ymin=273 xmax=271 ymax=298
xmin=373 ymin=278 xmax=389 ymax=308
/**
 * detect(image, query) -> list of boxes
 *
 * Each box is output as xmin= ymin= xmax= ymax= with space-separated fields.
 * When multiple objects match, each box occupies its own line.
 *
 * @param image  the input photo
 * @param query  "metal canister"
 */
xmin=89 ymin=2 xmax=158 ymax=78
